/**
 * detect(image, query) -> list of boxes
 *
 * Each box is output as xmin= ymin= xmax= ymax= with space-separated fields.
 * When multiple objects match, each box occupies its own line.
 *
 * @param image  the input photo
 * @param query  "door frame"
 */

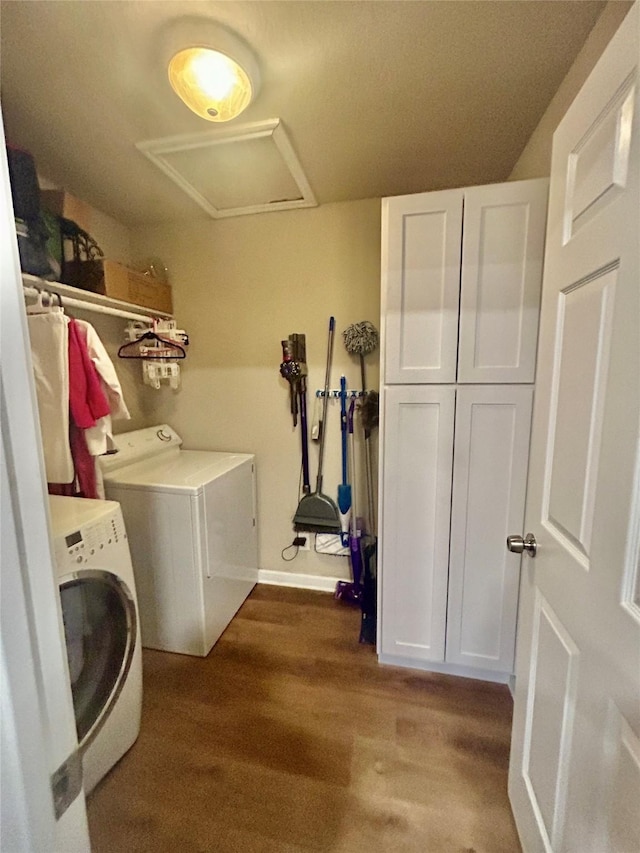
xmin=0 ymin=112 xmax=91 ymax=849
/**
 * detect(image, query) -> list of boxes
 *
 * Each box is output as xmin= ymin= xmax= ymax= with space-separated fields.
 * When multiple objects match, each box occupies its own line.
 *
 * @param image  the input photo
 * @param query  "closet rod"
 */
xmin=22 ymin=274 xmax=172 ymax=322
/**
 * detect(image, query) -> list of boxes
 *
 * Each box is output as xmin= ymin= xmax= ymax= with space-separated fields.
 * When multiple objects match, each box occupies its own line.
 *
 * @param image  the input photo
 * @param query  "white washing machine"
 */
xmin=48 ymin=496 xmax=143 ymax=795
xmin=100 ymin=424 xmax=258 ymax=657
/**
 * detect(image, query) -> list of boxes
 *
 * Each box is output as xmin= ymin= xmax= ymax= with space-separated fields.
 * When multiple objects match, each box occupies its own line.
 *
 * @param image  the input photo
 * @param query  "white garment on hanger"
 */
xmin=76 ymin=320 xmax=130 ymax=419
xmin=75 ymin=319 xmax=131 ymax=458
xmin=27 ymin=311 xmax=74 ymax=482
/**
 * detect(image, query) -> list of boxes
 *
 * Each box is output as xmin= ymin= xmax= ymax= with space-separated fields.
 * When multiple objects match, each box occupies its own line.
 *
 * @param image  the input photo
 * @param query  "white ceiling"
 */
xmin=1 ymin=0 xmax=607 ymax=226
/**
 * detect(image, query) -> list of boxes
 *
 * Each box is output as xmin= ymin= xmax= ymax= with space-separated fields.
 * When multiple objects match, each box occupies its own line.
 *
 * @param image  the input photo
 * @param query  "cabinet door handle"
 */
xmin=506 ymin=533 xmax=538 ymax=557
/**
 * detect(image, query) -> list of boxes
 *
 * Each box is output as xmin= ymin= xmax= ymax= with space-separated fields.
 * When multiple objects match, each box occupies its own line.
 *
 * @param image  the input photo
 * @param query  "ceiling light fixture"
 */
xmin=163 ymin=19 xmax=260 ymax=123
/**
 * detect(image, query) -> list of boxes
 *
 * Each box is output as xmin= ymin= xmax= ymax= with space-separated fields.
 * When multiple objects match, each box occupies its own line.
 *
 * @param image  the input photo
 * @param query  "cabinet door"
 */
xmin=382 ymin=190 xmax=462 ymax=383
xmin=445 ymin=385 xmax=533 ymax=673
xmin=457 ymin=179 xmax=548 ymax=383
xmin=380 ymin=385 xmax=455 ymax=663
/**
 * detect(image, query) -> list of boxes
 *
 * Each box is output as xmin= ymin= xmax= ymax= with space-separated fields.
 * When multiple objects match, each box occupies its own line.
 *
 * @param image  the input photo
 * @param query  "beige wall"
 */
xmin=133 ymin=199 xmax=381 ymax=579
xmin=71 ymin=0 xmax=627 ymax=583
xmin=510 ymin=0 xmax=632 ymax=180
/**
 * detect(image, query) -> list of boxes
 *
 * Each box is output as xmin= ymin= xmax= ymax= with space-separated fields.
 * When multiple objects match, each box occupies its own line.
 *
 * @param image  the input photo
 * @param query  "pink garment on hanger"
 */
xmin=69 ymin=422 xmax=99 ymax=498
xmin=68 ymin=318 xmax=110 ymax=429
xmin=48 ymin=482 xmax=74 ymax=497
xmin=48 ymin=319 xmax=108 ymax=498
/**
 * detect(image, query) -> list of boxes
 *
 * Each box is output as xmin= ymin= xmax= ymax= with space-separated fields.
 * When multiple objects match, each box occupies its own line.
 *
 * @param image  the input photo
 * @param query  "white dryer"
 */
xmin=48 ymin=496 xmax=143 ymax=795
xmin=100 ymin=425 xmax=258 ymax=657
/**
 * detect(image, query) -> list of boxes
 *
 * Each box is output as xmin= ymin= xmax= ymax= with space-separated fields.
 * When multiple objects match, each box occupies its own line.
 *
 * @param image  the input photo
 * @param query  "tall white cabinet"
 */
xmin=379 ymin=178 xmax=548 ymax=682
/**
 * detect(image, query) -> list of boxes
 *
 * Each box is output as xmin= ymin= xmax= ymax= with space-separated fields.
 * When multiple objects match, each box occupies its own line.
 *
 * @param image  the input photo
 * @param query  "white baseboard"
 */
xmin=378 ymin=653 xmax=512 ymax=685
xmin=257 ymin=570 xmax=341 ymax=593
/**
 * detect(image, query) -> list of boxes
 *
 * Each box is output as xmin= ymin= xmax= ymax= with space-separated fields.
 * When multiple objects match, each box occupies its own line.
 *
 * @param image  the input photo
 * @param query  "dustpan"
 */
xmin=293 ymin=317 xmax=341 ymax=534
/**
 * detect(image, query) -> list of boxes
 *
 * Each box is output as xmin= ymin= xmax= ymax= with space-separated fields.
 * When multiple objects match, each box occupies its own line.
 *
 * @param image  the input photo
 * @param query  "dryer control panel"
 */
xmin=53 ymin=506 xmax=128 ymax=573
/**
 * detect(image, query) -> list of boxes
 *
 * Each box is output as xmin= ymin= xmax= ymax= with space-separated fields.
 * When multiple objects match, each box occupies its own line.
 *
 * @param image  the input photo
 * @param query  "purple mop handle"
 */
xmin=340 ymin=375 xmax=348 ymax=485
xmin=299 ymin=377 xmax=311 ymax=493
xmin=348 ymin=396 xmax=363 ymax=588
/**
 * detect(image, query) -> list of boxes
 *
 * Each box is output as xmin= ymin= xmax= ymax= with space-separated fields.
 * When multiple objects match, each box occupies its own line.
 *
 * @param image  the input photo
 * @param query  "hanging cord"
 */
xmin=282 ymin=459 xmax=310 ymax=561
xmin=281 ymin=542 xmax=301 ymax=562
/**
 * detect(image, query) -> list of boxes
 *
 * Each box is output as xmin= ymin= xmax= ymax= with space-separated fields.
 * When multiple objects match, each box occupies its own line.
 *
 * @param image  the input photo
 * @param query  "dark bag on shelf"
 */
xmin=60 ymin=217 xmax=104 ymax=289
xmin=6 ymin=145 xmax=55 ymax=278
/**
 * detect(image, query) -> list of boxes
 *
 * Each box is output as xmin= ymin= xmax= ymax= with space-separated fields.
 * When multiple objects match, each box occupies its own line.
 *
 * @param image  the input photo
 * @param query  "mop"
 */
xmin=343 ymin=320 xmax=380 ymax=641
xmin=337 ymin=375 xmax=351 ymax=547
xmin=343 ymin=321 xmax=379 ymax=394
xmin=335 ymin=397 xmax=363 ymax=603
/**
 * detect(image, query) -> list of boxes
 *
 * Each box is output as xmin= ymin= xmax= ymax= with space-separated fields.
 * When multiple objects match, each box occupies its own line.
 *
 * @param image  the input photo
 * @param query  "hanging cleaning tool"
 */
xmin=342 ymin=320 xmax=380 ymax=636
xmin=291 ymin=334 xmax=310 ymax=495
xmin=342 ymin=318 xmax=379 ymax=558
xmin=335 ymin=396 xmax=362 ymax=603
xmin=293 ymin=317 xmax=341 ymax=534
xmin=337 ymin=375 xmax=351 ymax=547
xmin=358 ymin=390 xmax=379 ymax=643
xmin=280 ymin=334 xmax=310 ymax=493
xmin=280 ymin=337 xmax=301 ymax=428
xmin=343 ymin=321 xmax=379 ymax=394
xmin=360 ymin=389 xmax=379 ymax=534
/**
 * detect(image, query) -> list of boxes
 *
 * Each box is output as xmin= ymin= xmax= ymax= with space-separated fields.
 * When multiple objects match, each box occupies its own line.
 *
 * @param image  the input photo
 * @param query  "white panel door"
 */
xmin=382 ymin=189 xmax=462 ymax=384
xmin=446 ymin=385 xmax=533 ymax=673
xmin=509 ymin=7 xmax=640 ymax=852
xmin=379 ymin=385 xmax=455 ymax=663
xmin=458 ymin=179 xmax=548 ymax=384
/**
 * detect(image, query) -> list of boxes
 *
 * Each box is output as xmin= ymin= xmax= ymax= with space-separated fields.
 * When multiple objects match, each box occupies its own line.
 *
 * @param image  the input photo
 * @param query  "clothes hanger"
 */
xmin=26 ymin=287 xmax=64 ymax=315
xmin=52 ymin=292 xmax=66 ymax=314
xmin=117 ymin=331 xmax=186 ymax=360
xmin=26 ymin=286 xmax=48 ymax=314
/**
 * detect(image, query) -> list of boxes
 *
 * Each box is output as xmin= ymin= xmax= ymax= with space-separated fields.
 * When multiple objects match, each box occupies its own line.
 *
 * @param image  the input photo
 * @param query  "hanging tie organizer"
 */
xmin=315 ymin=389 xmax=365 ymax=398
xmin=119 ymin=320 xmax=189 ymax=390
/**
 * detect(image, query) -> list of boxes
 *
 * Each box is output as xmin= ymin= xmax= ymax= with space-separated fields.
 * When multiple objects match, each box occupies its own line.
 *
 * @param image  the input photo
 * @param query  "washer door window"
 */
xmin=59 ymin=570 xmax=137 ymax=750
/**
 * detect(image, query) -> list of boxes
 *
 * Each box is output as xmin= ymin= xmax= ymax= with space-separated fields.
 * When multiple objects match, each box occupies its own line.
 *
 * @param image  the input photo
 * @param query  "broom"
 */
xmin=293 ymin=317 xmax=341 ymax=534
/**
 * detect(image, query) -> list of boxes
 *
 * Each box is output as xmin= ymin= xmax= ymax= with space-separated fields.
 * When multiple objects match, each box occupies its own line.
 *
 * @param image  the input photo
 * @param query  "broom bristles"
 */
xmin=359 ymin=390 xmax=379 ymax=432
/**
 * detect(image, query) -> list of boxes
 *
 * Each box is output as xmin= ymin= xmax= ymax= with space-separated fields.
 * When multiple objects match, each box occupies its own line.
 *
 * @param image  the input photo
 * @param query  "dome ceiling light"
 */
xmin=163 ymin=18 xmax=260 ymax=123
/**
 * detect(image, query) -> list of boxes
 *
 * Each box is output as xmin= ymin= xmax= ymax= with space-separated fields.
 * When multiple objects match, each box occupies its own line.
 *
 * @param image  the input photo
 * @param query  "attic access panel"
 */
xmin=136 ymin=119 xmax=317 ymax=219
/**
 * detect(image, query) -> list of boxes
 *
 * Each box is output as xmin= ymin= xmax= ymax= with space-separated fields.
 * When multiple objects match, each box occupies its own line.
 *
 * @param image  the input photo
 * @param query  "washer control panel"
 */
xmin=99 ymin=424 xmax=182 ymax=474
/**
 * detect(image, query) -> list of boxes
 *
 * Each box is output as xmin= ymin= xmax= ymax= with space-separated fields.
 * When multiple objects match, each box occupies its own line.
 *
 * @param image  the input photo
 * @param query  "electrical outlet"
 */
xmin=293 ymin=535 xmax=310 ymax=551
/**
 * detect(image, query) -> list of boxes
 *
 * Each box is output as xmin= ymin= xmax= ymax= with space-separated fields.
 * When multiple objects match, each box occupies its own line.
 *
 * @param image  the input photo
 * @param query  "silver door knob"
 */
xmin=507 ymin=533 xmax=538 ymax=557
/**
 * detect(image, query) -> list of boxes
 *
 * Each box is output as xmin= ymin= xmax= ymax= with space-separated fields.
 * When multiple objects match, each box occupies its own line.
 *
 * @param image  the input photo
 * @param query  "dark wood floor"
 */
xmin=87 ymin=585 xmax=521 ymax=852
